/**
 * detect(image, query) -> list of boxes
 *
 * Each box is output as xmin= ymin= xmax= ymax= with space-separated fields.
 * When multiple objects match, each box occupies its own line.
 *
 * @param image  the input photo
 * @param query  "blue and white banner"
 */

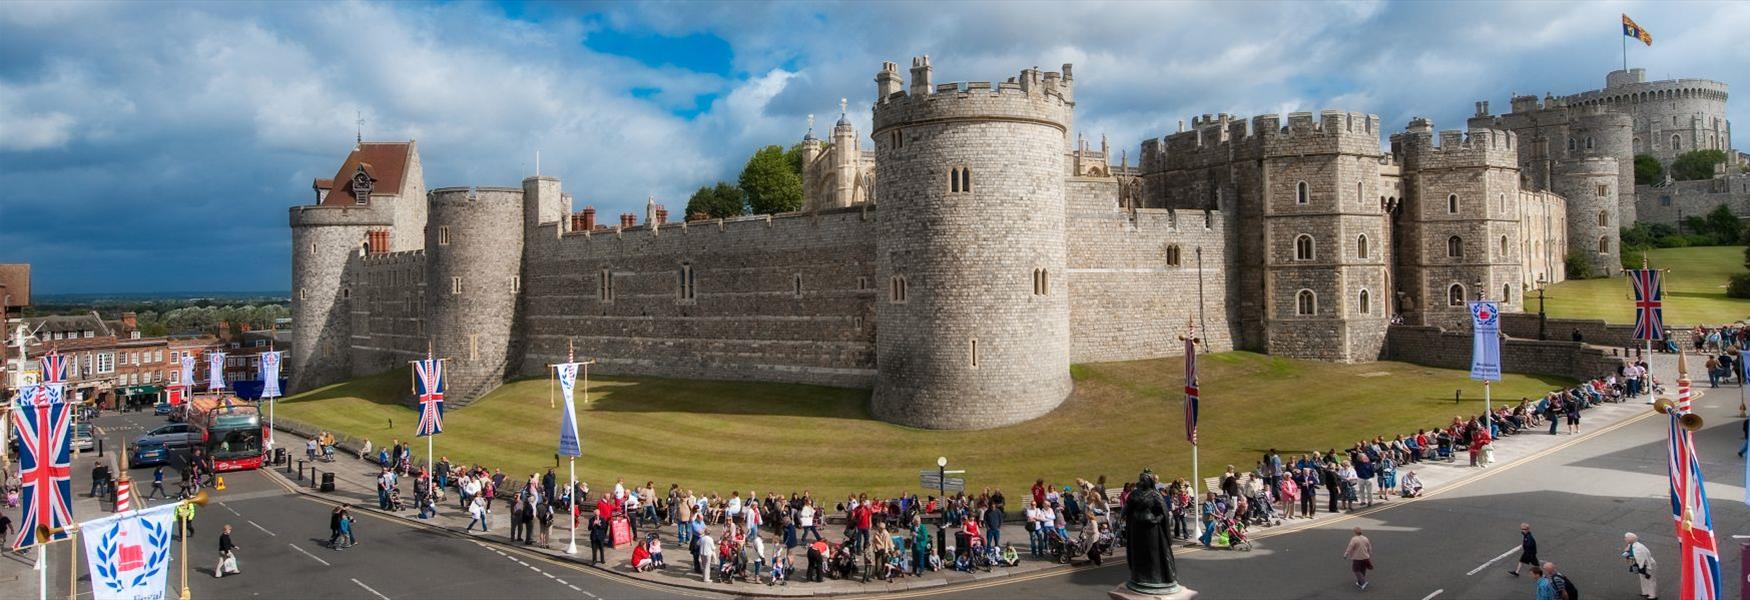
xmin=556 ymin=363 xmax=581 ymax=457
xmin=178 ymin=356 xmax=195 ymax=390
xmin=1468 ymin=301 xmax=1501 ymax=382
xmin=207 ymin=352 xmax=226 ymax=391
xmin=81 ymin=503 xmax=176 ymax=600
xmin=259 ymin=351 xmax=281 ymax=398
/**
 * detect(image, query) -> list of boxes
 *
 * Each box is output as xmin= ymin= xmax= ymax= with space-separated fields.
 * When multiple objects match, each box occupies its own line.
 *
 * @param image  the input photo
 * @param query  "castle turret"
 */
xmin=1551 ymin=157 xmax=1621 ymax=277
xmin=425 ymin=186 xmax=524 ymax=405
xmin=1391 ymin=123 xmax=1525 ymax=322
xmin=830 ymin=100 xmax=861 ymax=208
xmin=869 ymin=57 xmax=1075 ymax=429
xmin=1566 ymin=108 xmax=1636 ymax=224
xmin=288 ymin=141 xmax=423 ymax=393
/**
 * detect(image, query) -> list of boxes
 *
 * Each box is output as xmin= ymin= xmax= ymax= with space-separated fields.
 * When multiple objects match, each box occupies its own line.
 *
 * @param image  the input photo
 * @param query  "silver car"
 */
xmin=70 ymin=423 xmax=96 ymax=452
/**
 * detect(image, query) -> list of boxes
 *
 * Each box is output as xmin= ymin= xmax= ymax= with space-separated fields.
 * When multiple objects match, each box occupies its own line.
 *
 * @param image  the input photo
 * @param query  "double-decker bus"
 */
xmin=185 ymin=395 xmax=267 ymax=472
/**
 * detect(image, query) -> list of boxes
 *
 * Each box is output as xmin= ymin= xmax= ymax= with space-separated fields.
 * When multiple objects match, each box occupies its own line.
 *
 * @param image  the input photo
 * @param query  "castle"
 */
xmin=287 ymin=57 xmax=1736 ymax=430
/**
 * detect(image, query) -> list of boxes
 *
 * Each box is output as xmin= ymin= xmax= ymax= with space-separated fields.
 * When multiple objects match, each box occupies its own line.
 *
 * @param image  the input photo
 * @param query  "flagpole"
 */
xmin=1643 ymin=255 xmax=1654 ymax=404
xmin=1622 ymin=23 xmax=1627 ymax=71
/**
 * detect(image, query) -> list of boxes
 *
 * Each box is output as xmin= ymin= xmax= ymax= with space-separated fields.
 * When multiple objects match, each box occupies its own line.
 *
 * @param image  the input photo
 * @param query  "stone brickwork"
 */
xmin=1384 ymin=325 xmax=1626 ymax=382
xmin=519 ymin=206 xmax=878 ymax=389
xmin=291 ymin=56 xmax=1650 ymax=430
xmin=1552 ymin=157 xmax=1622 ymax=277
xmin=868 ymin=59 xmax=1074 ymax=430
xmin=425 ymin=187 xmax=525 ymax=405
xmin=1637 ymin=176 xmax=1750 ymax=224
xmin=1065 ymin=179 xmax=1234 ymax=362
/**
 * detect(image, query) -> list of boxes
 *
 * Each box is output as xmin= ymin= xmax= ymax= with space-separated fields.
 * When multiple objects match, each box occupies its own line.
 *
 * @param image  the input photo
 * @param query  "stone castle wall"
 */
xmin=424 ymin=187 xmax=525 ymax=405
xmin=288 ymin=204 xmax=393 ymax=391
xmin=1384 ymin=325 xmax=1626 ymax=382
xmin=1065 ymin=178 xmax=1235 ymax=362
xmin=517 ymin=207 xmax=879 ymax=389
xmin=1636 ymin=176 xmax=1750 ymax=224
xmin=348 ymin=250 xmax=427 ymax=377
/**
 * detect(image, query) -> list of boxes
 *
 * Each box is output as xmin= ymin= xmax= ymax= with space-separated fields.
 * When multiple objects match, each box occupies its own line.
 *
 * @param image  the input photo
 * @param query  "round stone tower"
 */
xmin=1552 ymin=157 xmax=1621 ymax=277
xmin=288 ymin=205 xmax=389 ymax=391
xmin=1566 ymin=107 xmax=1636 ymax=224
xmin=869 ymin=57 xmax=1075 ymax=430
xmin=424 ymin=187 xmax=524 ymax=405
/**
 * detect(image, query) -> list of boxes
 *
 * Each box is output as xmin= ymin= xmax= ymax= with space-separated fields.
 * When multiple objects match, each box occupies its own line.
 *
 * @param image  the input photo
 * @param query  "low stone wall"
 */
xmin=1500 ymin=312 xmax=1701 ymax=352
xmin=1385 ymin=324 xmax=1626 ymax=381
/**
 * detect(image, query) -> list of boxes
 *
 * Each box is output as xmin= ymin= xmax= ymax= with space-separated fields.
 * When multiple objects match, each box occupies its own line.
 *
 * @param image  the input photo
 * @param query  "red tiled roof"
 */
xmin=313 ymin=178 xmax=333 ymax=190
xmin=319 ymin=142 xmax=411 ymax=206
xmin=0 ymin=264 xmax=29 ymax=307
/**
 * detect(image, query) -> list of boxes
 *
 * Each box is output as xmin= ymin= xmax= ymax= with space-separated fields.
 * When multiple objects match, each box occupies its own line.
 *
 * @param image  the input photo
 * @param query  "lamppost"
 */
xmin=936 ymin=456 xmax=947 ymax=562
xmin=1535 ymin=274 xmax=1549 ymax=341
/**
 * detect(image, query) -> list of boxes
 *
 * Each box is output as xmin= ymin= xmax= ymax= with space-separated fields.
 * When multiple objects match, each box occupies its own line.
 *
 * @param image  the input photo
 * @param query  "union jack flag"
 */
xmin=1184 ymin=332 xmax=1199 ymax=445
xmin=1629 ymin=268 xmax=1665 ymax=341
xmin=40 ymin=349 xmax=68 ymax=384
xmin=1665 ymin=413 xmax=1721 ymax=600
xmin=414 ymin=357 xmax=444 ymax=437
xmin=10 ymin=385 xmax=73 ymax=550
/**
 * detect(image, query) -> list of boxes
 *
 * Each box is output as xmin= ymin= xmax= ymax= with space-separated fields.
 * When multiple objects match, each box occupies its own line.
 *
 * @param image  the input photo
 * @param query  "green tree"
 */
xmin=684 ymin=182 xmax=745 ymax=219
xmin=1632 ymin=154 xmax=1664 ymax=186
xmin=1564 ymin=250 xmax=1593 ymax=279
xmin=739 ymin=145 xmax=803 ymax=214
xmin=1728 ymin=273 xmax=1750 ymax=299
xmin=784 ymin=141 xmax=821 ymax=179
xmin=1670 ymin=149 xmax=1726 ymax=181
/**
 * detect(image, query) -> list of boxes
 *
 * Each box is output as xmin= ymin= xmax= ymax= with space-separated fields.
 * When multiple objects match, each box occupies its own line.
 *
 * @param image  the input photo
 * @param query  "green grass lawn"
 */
xmin=276 ymin=353 xmax=1571 ymax=501
xmin=1536 ymin=246 xmax=1748 ymax=325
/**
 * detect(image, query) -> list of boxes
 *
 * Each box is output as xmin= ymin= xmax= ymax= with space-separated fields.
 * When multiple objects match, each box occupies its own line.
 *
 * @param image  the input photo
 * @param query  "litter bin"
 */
xmin=273 ymin=448 xmax=287 ymax=466
xmin=320 ymin=472 xmax=336 ymax=492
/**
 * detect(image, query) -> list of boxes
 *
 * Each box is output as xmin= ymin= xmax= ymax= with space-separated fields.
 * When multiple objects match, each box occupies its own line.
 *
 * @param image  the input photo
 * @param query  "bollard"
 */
xmin=296 ymin=460 xmax=305 ymax=479
xmin=98 ymin=438 xmax=105 ymax=457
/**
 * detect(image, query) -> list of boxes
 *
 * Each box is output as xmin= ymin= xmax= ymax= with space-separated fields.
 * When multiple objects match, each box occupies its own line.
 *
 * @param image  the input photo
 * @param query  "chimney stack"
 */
xmin=583 ymin=206 xmax=597 ymax=230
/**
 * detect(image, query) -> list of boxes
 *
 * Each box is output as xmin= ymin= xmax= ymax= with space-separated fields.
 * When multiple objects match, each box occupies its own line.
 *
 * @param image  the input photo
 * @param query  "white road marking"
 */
xmin=351 ymin=578 xmax=392 ymax=600
xmin=1465 ymin=545 xmax=1521 ymax=576
xmin=554 ymin=579 xmax=567 ymax=585
xmin=543 ymin=572 xmax=556 ymax=579
xmin=218 ymin=502 xmax=241 ymax=516
xmin=1421 ymin=590 xmax=1444 ymax=600
xmin=246 ymin=520 xmax=276 ymax=536
xmin=288 ymin=543 xmax=332 ymax=566
xmin=528 ymin=565 xmax=541 ymax=572
xmin=578 ymin=590 xmax=593 ymax=597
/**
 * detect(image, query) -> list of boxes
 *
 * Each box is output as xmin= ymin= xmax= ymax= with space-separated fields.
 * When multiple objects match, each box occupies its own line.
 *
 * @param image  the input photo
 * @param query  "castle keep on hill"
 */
xmin=288 ymin=57 xmax=1735 ymax=430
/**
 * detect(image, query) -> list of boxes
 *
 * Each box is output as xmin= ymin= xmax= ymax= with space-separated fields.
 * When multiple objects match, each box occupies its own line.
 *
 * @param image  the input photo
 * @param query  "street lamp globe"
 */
xmin=937 ymin=456 xmax=947 ymax=468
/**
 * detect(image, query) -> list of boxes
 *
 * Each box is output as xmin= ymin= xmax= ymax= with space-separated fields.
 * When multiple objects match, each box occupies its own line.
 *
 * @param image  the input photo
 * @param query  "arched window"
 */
xmin=1499 ymin=235 xmax=1509 ymax=256
xmin=1296 ymin=290 xmax=1316 ymax=316
xmin=1357 ymin=289 xmax=1371 ymax=315
xmin=1597 ymin=236 xmax=1609 ymax=254
xmin=1357 ymin=234 xmax=1370 ymax=259
xmin=1447 ymin=235 xmax=1464 ymax=258
xmin=1597 ymin=210 xmax=1609 ymax=227
xmin=1502 ymin=283 xmax=1512 ymax=303
xmin=1447 ymin=283 xmax=1465 ymax=306
xmin=1294 ymin=235 xmax=1315 ymax=260
xmin=1567 ymin=138 xmax=1576 ymax=152
xmin=961 ymin=168 xmax=972 ymax=193
xmin=1355 ymin=181 xmax=1363 ymax=206
xmin=1447 ymin=193 xmax=1459 ymax=214
xmin=890 ymin=275 xmax=908 ymax=303
xmin=1585 ymin=136 xmax=1594 ymax=150
xmin=1032 ymin=268 xmax=1050 ymax=296
xmin=1295 ymin=181 xmax=1309 ymax=205
xmin=1165 ymin=245 xmax=1182 ymax=267
xmin=1498 ymin=193 xmax=1506 ymax=212
xmin=1670 ymin=134 xmax=1681 ymax=150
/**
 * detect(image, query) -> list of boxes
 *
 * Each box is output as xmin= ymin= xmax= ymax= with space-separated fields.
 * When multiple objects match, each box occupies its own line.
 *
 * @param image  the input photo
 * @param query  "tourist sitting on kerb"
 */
xmin=1399 ymin=470 xmax=1424 ymax=498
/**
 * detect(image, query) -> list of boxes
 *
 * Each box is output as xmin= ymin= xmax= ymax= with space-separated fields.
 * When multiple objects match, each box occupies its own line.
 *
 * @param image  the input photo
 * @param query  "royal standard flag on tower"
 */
xmin=1623 ymin=14 xmax=1653 ymax=46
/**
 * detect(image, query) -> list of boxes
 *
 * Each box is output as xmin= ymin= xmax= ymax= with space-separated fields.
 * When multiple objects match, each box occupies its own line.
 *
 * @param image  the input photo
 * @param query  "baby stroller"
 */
xmin=1247 ymin=490 xmax=1280 ymax=526
xmin=1217 ymin=517 xmax=1253 ymax=551
xmin=388 ymin=485 xmax=406 ymax=512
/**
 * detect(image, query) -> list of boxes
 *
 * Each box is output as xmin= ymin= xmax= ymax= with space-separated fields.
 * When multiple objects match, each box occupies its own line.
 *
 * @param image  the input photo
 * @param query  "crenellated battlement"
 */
xmin=1390 ymin=120 xmax=1519 ymax=169
xmin=429 ymin=186 xmax=523 ymax=206
xmin=1138 ymin=109 xmax=1382 ymax=174
xmin=358 ymin=249 xmax=426 ymax=266
xmin=871 ymin=57 xmax=1074 ymax=133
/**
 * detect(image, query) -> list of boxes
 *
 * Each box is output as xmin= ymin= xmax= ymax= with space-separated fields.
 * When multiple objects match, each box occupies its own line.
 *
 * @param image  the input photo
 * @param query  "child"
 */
xmin=648 ymin=536 xmax=665 ymax=568
xmin=768 ymin=550 xmax=790 ymax=586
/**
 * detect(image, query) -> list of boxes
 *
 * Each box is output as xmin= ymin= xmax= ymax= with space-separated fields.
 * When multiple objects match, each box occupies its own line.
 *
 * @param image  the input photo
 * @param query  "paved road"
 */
xmin=2 ymin=408 xmax=714 ymax=600
xmin=920 ymin=391 xmax=1750 ymax=600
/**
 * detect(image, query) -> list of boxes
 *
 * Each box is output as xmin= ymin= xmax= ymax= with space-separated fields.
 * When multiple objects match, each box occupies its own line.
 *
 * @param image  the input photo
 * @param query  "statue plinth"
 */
xmin=1109 ymin=582 xmax=1198 ymax=600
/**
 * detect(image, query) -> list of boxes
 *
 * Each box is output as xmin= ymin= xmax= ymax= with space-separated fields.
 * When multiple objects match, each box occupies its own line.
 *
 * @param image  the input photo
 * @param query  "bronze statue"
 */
xmin=1121 ymin=469 xmax=1185 ymax=596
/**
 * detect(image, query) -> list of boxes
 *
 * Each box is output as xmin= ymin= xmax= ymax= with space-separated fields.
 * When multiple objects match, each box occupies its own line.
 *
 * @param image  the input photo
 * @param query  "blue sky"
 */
xmin=2 ymin=0 xmax=1746 ymax=293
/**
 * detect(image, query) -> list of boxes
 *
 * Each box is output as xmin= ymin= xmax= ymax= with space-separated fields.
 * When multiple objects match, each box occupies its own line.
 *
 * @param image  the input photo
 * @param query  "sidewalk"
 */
xmin=258 ymin=353 xmax=1700 ymax=597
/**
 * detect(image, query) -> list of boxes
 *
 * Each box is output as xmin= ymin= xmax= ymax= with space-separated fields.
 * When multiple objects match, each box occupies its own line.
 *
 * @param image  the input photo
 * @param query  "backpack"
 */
xmin=1554 ymin=573 xmax=1578 ymax=600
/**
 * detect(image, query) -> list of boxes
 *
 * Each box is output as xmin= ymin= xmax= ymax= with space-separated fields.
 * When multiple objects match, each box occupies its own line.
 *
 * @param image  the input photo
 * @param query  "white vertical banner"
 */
xmin=81 ymin=503 xmax=177 ymax=600
xmin=208 ymin=352 xmax=227 ymax=391
xmin=556 ymin=363 xmax=581 ymax=458
xmin=1468 ymin=301 xmax=1501 ymax=381
xmin=178 ymin=356 xmax=195 ymax=391
xmin=260 ymin=351 xmax=282 ymax=398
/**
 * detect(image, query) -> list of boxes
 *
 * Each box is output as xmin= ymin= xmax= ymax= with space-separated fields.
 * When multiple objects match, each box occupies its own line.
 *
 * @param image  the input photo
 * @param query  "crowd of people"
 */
xmin=313 ymin=351 xmax=1709 ymax=588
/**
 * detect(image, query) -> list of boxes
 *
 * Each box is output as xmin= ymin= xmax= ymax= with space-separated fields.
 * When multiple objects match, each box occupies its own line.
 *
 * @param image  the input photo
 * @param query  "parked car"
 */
xmin=153 ymin=402 xmax=174 ymax=416
xmin=70 ymin=423 xmax=96 ymax=452
xmin=133 ymin=423 xmax=201 ymax=451
xmin=130 ymin=440 xmax=182 ymax=467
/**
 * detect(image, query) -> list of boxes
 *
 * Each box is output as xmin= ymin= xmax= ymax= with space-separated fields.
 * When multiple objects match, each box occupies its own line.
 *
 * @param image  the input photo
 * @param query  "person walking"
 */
xmin=1536 ymin=563 xmax=1559 ymax=600
xmin=537 ymin=500 xmax=554 ymax=547
xmin=1623 ymin=532 xmax=1656 ymax=599
xmin=145 ymin=466 xmax=167 ymax=500
xmin=1509 ymin=523 xmax=1538 ymax=577
xmin=465 ymin=494 xmax=489 ymax=533
xmin=510 ymin=491 xmax=528 ymax=542
xmin=175 ymin=499 xmax=197 ymax=539
xmin=1343 ymin=527 xmax=1373 ymax=590
xmin=213 ymin=524 xmax=240 ymax=578
xmin=327 ymin=505 xmax=348 ymax=548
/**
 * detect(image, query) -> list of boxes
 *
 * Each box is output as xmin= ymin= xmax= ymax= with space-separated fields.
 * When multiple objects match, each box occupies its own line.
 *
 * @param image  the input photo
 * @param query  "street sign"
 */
xmin=919 ymin=474 xmax=966 ymax=492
